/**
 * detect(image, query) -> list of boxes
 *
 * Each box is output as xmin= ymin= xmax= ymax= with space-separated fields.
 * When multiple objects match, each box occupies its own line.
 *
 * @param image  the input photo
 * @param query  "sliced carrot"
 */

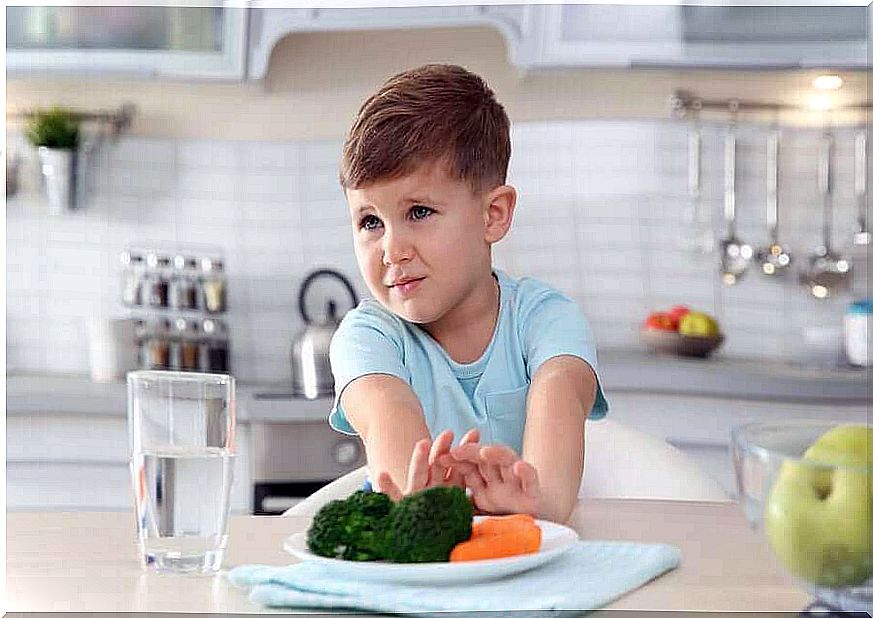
xmin=471 ymin=514 xmax=537 ymax=538
xmin=450 ymin=517 xmax=542 ymax=562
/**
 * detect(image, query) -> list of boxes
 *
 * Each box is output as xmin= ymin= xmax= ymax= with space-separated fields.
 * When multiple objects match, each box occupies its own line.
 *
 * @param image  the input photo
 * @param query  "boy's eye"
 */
xmin=410 ymin=205 xmax=433 ymax=221
xmin=359 ymin=214 xmax=382 ymax=231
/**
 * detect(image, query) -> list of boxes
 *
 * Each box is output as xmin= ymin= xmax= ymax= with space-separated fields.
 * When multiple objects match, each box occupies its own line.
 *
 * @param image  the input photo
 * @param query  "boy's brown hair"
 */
xmin=340 ymin=64 xmax=511 ymax=195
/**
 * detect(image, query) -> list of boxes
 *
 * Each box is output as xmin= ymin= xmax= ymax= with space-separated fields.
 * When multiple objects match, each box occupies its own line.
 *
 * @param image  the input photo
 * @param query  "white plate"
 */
xmin=283 ymin=516 xmax=578 ymax=585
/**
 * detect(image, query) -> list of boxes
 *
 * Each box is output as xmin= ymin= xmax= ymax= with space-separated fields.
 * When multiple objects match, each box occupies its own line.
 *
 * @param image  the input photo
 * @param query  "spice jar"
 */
xmin=201 ymin=318 xmax=229 ymax=373
xmin=120 ymin=250 xmax=145 ymax=306
xmin=171 ymin=317 xmax=201 ymax=371
xmin=169 ymin=255 xmax=199 ymax=311
xmin=200 ymin=256 xmax=227 ymax=314
xmin=144 ymin=254 xmax=170 ymax=308
xmin=143 ymin=319 xmax=171 ymax=369
xmin=133 ymin=318 xmax=147 ymax=367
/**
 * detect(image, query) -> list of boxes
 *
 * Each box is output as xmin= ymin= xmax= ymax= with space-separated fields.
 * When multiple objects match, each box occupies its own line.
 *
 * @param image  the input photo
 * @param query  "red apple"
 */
xmin=668 ymin=305 xmax=691 ymax=321
xmin=644 ymin=312 xmax=678 ymax=331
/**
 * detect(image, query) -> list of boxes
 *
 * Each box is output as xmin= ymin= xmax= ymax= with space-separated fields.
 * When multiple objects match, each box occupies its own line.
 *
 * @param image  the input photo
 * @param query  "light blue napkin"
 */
xmin=227 ymin=541 xmax=680 ymax=616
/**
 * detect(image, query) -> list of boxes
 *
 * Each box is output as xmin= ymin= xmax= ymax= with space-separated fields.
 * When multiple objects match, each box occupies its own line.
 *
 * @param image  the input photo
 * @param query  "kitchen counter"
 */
xmin=4 ymin=373 xmax=332 ymax=422
xmin=599 ymin=350 xmax=871 ymax=404
xmin=6 ymin=499 xmax=811 ymax=613
xmin=6 ymin=350 xmax=870 ymax=421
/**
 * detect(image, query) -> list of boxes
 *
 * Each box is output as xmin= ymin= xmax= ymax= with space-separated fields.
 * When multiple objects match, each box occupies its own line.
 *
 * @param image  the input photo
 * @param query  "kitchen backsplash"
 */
xmin=6 ymin=120 xmax=870 ymax=382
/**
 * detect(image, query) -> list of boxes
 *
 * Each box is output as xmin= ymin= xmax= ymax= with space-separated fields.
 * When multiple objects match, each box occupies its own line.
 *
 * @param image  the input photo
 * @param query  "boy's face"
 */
xmin=345 ymin=162 xmax=513 ymax=325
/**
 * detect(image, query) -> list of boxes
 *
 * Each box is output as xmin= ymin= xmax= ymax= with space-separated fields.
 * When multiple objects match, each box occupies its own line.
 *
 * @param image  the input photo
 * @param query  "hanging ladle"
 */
xmin=681 ymin=103 xmax=714 ymax=254
xmin=756 ymin=128 xmax=791 ymax=276
xmin=719 ymin=103 xmax=754 ymax=286
xmin=853 ymin=129 xmax=870 ymax=246
xmin=800 ymin=123 xmax=853 ymax=299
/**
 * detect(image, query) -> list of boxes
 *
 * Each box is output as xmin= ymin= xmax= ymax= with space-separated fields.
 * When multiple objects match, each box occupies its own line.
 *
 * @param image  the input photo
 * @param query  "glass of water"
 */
xmin=127 ymin=370 xmax=235 ymax=574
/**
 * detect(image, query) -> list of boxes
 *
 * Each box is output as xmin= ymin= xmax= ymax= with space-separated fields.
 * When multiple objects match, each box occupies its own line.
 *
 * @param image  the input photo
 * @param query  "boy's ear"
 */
xmin=482 ymin=184 xmax=516 ymax=244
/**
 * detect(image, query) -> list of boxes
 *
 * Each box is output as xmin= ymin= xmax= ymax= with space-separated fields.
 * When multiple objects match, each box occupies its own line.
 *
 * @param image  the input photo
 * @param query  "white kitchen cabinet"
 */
xmin=6 ymin=413 xmax=253 ymax=514
xmin=527 ymin=4 xmax=870 ymax=69
xmin=604 ymin=392 xmax=869 ymax=499
xmin=6 ymin=4 xmax=248 ymax=80
xmin=245 ymin=4 xmax=534 ymax=80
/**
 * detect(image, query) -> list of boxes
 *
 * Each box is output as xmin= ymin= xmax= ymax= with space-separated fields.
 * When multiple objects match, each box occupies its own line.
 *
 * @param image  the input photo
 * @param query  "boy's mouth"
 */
xmin=388 ymin=276 xmax=425 ymax=295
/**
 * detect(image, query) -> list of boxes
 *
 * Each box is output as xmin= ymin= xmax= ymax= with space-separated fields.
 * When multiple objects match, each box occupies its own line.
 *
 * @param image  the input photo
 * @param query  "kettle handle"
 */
xmin=298 ymin=269 xmax=359 ymax=325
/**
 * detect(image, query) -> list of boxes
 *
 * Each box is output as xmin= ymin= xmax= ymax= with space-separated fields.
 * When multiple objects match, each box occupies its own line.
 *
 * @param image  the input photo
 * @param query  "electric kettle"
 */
xmin=290 ymin=269 xmax=358 ymax=399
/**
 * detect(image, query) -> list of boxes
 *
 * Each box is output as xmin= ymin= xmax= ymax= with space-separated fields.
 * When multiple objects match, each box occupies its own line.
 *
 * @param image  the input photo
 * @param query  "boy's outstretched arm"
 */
xmin=340 ymin=374 xmax=479 ymax=497
xmin=523 ymin=354 xmax=597 ymax=523
xmin=341 ymin=373 xmax=432 ymax=493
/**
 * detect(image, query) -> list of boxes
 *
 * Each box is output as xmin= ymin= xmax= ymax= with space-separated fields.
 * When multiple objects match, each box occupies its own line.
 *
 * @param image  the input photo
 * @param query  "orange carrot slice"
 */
xmin=471 ymin=514 xmax=537 ymax=538
xmin=450 ymin=516 xmax=542 ymax=562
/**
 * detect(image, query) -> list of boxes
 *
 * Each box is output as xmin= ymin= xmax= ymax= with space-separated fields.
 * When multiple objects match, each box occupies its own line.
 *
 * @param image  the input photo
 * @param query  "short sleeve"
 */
xmin=328 ymin=305 xmax=411 ymax=435
xmin=520 ymin=293 xmax=609 ymax=420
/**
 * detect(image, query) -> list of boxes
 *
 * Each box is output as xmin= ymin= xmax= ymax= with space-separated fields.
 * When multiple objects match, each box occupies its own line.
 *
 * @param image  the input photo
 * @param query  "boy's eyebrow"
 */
xmin=401 ymin=194 xmax=441 ymax=205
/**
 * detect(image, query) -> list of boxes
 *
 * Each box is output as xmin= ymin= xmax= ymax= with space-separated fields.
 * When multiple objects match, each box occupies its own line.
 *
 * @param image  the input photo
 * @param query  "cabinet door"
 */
xmin=534 ymin=5 xmax=683 ymax=69
xmin=6 ymin=4 xmax=248 ymax=79
xmin=6 ymin=413 xmax=253 ymax=514
xmin=676 ymin=5 xmax=869 ymax=68
xmin=533 ymin=4 xmax=869 ymax=69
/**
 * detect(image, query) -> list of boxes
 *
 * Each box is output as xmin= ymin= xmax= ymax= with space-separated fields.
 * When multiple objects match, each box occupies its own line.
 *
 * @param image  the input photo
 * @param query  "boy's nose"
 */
xmin=381 ymin=229 xmax=413 ymax=265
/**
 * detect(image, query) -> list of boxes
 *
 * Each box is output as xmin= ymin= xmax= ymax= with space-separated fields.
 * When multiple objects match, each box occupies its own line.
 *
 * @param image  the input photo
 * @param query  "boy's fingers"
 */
xmin=429 ymin=430 xmax=454 ymax=464
xmin=428 ymin=431 xmax=454 ymax=484
xmin=481 ymin=445 xmax=519 ymax=467
xmin=450 ymin=443 xmax=481 ymax=463
xmin=478 ymin=462 xmax=501 ymax=484
xmin=458 ymin=428 xmax=480 ymax=446
xmin=377 ymin=471 xmax=403 ymax=503
xmin=499 ymin=464 xmax=518 ymax=486
xmin=446 ymin=460 xmax=479 ymax=476
xmin=463 ymin=468 xmax=487 ymax=494
xmin=406 ymin=439 xmax=431 ymax=492
xmin=515 ymin=460 xmax=540 ymax=497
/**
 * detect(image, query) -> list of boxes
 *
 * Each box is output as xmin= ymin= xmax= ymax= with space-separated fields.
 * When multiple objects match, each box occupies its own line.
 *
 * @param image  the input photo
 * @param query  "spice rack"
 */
xmin=120 ymin=244 xmax=230 ymax=374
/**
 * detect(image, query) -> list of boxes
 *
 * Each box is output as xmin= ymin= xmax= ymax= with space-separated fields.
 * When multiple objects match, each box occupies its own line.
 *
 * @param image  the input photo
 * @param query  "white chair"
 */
xmin=284 ymin=418 xmax=728 ymax=517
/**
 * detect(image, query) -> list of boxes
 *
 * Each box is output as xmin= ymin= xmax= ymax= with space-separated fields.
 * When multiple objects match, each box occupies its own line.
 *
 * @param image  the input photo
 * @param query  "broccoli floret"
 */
xmin=347 ymin=489 xmax=394 ymax=519
xmin=383 ymin=486 xmax=474 ymax=563
xmin=305 ymin=490 xmax=394 ymax=561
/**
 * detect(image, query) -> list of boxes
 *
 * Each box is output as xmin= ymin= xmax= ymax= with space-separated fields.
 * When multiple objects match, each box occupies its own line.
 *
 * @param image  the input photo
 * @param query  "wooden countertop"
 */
xmin=6 ymin=499 xmax=810 ymax=614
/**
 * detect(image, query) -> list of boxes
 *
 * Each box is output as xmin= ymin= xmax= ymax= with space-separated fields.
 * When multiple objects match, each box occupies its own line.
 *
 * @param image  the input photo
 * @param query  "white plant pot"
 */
xmin=37 ymin=146 xmax=79 ymax=214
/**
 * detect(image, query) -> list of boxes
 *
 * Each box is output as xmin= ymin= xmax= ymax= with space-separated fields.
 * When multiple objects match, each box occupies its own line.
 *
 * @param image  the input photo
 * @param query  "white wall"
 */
xmin=7 ymin=119 xmax=869 ymax=382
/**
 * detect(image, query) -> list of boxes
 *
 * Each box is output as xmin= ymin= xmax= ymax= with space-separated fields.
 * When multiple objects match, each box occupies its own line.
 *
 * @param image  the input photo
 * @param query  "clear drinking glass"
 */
xmin=127 ymin=370 xmax=236 ymax=574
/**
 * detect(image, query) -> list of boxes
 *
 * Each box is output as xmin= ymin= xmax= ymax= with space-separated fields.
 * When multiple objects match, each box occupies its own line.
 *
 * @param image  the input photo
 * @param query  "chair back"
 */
xmin=284 ymin=418 xmax=728 ymax=517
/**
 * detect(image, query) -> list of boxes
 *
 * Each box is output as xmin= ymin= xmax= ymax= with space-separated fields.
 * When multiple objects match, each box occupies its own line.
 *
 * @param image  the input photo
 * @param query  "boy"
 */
xmin=328 ymin=64 xmax=608 ymax=524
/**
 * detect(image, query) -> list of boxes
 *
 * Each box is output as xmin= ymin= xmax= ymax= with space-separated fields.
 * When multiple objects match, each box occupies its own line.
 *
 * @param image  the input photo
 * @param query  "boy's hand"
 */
xmin=443 ymin=443 xmax=542 ymax=517
xmin=377 ymin=428 xmax=479 ymax=502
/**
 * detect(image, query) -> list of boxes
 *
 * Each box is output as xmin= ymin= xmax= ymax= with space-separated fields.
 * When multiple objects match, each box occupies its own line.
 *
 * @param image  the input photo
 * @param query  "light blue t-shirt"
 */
xmin=328 ymin=269 xmax=608 ymax=456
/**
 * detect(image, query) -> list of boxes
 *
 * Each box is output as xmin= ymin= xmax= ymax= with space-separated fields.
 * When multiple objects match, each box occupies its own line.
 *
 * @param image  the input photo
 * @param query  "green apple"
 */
xmin=765 ymin=425 xmax=873 ymax=587
xmin=804 ymin=425 xmax=873 ymax=469
xmin=678 ymin=311 xmax=720 ymax=338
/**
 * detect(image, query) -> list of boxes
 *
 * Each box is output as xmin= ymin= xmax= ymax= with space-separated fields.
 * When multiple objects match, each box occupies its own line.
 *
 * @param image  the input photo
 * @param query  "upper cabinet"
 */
xmin=6 ymin=3 xmax=870 ymax=80
xmin=527 ymin=4 xmax=870 ymax=69
xmin=245 ymin=5 xmax=533 ymax=80
xmin=6 ymin=4 xmax=248 ymax=79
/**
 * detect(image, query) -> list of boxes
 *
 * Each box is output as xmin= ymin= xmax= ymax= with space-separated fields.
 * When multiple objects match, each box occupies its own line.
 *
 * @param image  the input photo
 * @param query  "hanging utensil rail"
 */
xmin=669 ymin=91 xmax=873 ymax=119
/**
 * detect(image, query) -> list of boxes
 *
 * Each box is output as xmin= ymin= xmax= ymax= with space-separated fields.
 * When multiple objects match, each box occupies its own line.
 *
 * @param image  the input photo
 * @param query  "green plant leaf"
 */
xmin=25 ymin=106 xmax=80 ymax=150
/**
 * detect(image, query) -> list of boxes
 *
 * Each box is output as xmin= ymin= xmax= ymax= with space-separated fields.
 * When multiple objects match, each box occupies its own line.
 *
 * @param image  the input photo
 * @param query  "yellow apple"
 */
xmin=678 ymin=311 xmax=720 ymax=338
xmin=765 ymin=425 xmax=873 ymax=587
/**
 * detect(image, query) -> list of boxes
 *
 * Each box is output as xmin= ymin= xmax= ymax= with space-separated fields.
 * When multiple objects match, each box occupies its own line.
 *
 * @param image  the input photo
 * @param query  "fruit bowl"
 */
xmin=640 ymin=329 xmax=724 ymax=358
xmin=731 ymin=421 xmax=873 ymax=612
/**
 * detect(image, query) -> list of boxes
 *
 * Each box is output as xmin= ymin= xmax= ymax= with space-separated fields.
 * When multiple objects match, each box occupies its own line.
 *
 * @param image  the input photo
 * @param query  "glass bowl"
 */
xmin=731 ymin=421 xmax=872 ymax=612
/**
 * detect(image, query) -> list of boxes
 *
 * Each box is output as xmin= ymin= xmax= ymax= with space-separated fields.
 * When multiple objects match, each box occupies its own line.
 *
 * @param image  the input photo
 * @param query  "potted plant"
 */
xmin=25 ymin=106 xmax=81 ymax=213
